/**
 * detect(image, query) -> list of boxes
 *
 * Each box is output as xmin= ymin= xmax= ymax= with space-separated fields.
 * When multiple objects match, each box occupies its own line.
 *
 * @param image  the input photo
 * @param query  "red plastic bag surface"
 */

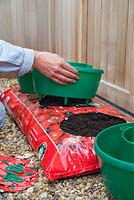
xmin=0 ymin=155 xmax=39 ymax=192
xmin=0 ymin=87 xmax=132 ymax=181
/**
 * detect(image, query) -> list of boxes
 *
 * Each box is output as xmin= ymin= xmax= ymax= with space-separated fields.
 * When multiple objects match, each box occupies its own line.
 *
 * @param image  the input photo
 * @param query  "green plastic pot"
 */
xmin=67 ymin=61 xmax=92 ymax=68
xmin=18 ymin=72 xmax=35 ymax=94
xmin=17 ymin=62 xmax=103 ymax=105
xmin=94 ymin=122 xmax=134 ymax=200
xmin=33 ymin=62 xmax=103 ymax=105
xmin=17 ymin=62 xmax=93 ymax=95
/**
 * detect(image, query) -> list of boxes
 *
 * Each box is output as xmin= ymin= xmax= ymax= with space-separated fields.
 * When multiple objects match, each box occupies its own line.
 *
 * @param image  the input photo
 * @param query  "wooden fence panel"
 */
xmin=36 ymin=0 xmax=50 ymax=51
xmin=129 ymin=0 xmax=134 ymax=112
xmin=107 ymin=0 xmax=118 ymax=83
xmin=0 ymin=0 xmax=12 ymax=42
xmin=100 ymin=0 xmax=110 ymax=80
xmin=23 ymin=0 xmax=37 ymax=49
xmin=115 ymin=0 xmax=129 ymax=87
xmin=87 ymin=0 xmax=95 ymax=65
xmin=11 ymin=0 xmax=25 ymax=47
xmin=93 ymin=0 xmax=102 ymax=67
xmin=0 ymin=0 xmax=134 ymax=113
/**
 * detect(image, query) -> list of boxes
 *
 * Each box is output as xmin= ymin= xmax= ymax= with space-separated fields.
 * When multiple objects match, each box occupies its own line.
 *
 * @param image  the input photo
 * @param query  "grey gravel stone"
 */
xmin=6 ymin=193 xmax=14 ymax=200
xmin=26 ymin=187 xmax=34 ymax=194
xmin=39 ymin=192 xmax=48 ymax=199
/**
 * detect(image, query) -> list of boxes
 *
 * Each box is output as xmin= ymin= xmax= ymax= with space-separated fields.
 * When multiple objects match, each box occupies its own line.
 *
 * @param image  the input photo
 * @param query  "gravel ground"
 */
xmin=0 ymin=78 xmax=116 ymax=200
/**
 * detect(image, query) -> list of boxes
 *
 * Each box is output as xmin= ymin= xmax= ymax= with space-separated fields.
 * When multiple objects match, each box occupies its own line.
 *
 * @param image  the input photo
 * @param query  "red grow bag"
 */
xmin=0 ymin=87 xmax=132 ymax=181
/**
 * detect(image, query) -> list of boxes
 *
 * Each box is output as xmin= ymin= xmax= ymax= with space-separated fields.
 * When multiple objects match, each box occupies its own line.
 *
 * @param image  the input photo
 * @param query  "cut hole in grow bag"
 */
xmin=60 ymin=112 xmax=126 ymax=137
xmin=40 ymin=95 xmax=92 ymax=107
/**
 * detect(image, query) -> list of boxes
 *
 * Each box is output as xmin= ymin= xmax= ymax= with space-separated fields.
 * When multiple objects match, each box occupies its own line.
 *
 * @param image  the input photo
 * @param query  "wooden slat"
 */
xmin=36 ymin=0 xmax=49 ymax=51
xmin=81 ymin=0 xmax=88 ymax=63
xmin=115 ymin=0 xmax=129 ymax=87
xmin=107 ymin=0 xmax=119 ymax=83
xmin=11 ymin=0 xmax=25 ymax=47
xmin=48 ymin=0 xmax=55 ymax=52
xmin=54 ymin=0 xmax=63 ymax=56
xmin=61 ymin=0 xmax=74 ymax=60
xmin=98 ymin=80 xmax=131 ymax=111
xmin=87 ymin=0 xmax=95 ymax=64
xmin=93 ymin=0 xmax=102 ymax=67
xmin=23 ymin=0 xmax=37 ymax=49
xmin=60 ymin=0 xmax=67 ymax=58
xmin=130 ymin=95 xmax=134 ymax=113
xmin=130 ymin=26 xmax=134 ymax=96
xmin=130 ymin=0 xmax=134 ymax=112
xmin=69 ymin=0 xmax=76 ymax=61
xmin=62 ymin=0 xmax=78 ymax=61
xmin=77 ymin=0 xmax=88 ymax=62
xmin=76 ymin=0 xmax=83 ymax=62
xmin=100 ymin=0 xmax=110 ymax=80
xmin=0 ymin=0 xmax=12 ymax=42
xmin=125 ymin=0 xmax=134 ymax=90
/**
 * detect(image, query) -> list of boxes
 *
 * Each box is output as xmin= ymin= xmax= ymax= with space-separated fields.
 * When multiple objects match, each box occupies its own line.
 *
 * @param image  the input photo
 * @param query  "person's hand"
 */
xmin=32 ymin=51 xmax=79 ymax=84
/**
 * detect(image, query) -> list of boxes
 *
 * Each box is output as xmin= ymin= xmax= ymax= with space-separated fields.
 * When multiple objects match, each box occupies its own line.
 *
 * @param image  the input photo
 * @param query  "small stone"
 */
xmin=2 ymin=193 xmax=8 ymax=198
xmin=6 ymin=193 xmax=14 ymax=200
xmin=26 ymin=187 xmax=34 ymax=194
xmin=75 ymin=197 xmax=84 ymax=200
xmin=59 ymin=195 xmax=66 ymax=200
xmin=104 ymin=197 xmax=109 ymax=200
xmin=17 ymin=152 xmax=34 ymax=159
xmin=39 ymin=192 xmax=48 ymax=199
xmin=15 ymin=193 xmax=26 ymax=200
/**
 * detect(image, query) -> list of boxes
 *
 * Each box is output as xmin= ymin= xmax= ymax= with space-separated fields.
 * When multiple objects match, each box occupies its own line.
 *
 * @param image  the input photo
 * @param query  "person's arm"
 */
xmin=0 ymin=40 xmax=34 ymax=76
xmin=0 ymin=40 xmax=79 ymax=84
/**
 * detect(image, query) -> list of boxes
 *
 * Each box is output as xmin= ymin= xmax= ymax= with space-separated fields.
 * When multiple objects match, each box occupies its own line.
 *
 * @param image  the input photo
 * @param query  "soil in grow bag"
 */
xmin=40 ymin=95 xmax=92 ymax=107
xmin=60 ymin=112 xmax=126 ymax=137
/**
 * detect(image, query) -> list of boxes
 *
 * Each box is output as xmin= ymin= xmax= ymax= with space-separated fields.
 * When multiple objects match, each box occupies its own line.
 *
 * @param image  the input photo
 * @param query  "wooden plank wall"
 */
xmin=0 ymin=0 xmax=134 ymax=113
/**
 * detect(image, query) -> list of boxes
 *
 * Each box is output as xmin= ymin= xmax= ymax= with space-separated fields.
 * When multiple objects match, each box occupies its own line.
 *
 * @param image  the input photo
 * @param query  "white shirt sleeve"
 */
xmin=0 ymin=40 xmax=34 ymax=76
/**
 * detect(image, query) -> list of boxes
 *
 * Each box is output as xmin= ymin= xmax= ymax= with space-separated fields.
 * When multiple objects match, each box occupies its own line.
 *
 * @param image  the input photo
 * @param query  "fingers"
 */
xmin=52 ymin=72 xmax=77 ymax=84
xmin=58 ymin=67 xmax=79 ymax=81
xmin=46 ymin=62 xmax=79 ymax=84
xmin=59 ymin=62 xmax=79 ymax=81
xmin=50 ymin=62 xmax=79 ymax=84
xmin=61 ymin=62 xmax=79 ymax=75
xmin=51 ymin=77 xmax=68 ymax=85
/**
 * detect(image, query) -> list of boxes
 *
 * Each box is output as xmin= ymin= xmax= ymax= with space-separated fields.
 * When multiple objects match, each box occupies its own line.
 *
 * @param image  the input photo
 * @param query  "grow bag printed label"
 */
xmin=0 ymin=87 xmax=132 ymax=181
xmin=0 ymin=155 xmax=39 ymax=192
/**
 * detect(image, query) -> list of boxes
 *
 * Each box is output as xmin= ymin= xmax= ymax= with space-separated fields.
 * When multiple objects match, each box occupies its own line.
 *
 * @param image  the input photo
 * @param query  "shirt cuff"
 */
xmin=18 ymin=48 xmax=34 ymax=76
